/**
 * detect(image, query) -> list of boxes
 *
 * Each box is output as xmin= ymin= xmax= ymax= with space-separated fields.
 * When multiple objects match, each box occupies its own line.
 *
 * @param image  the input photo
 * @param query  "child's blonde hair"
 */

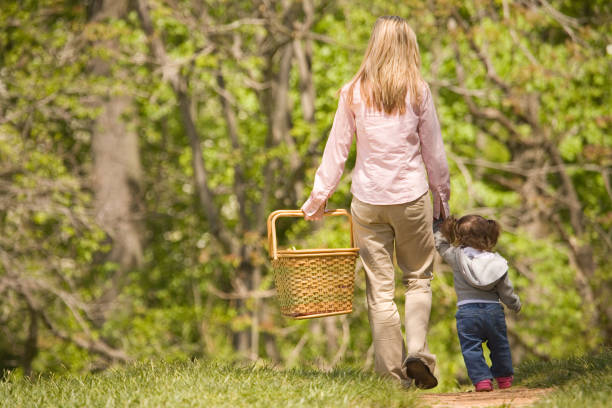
xmin=346 ymin=15 xmax=424 ymax=115
xmin=441 ymin=215 xmax=501 ymax=251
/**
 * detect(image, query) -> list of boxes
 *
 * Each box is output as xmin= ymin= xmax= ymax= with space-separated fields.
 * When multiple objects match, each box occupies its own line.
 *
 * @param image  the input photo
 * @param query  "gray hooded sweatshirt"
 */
xmin=433 ymin=229 xmax=521 ymax=312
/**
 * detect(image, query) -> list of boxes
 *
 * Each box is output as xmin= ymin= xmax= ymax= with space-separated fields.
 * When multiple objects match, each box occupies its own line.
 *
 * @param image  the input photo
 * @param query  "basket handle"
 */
xmin=267 ymin=209 xmax=354 ymax=260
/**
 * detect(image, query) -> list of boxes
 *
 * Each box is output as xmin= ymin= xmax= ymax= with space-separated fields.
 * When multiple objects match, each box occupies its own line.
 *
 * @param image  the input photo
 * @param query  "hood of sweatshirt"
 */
xmin=457 ymin=248 xmax=508 ymax=290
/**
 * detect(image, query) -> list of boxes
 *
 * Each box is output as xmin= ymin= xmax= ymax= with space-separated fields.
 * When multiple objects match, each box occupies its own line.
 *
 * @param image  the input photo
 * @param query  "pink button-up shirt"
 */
xmin=302 ymin=81 xmax=450 ymax=218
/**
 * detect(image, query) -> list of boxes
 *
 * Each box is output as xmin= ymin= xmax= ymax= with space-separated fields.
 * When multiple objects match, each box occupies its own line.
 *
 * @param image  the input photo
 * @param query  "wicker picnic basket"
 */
xmin=267 ymin=209 xmax=359 ymax=319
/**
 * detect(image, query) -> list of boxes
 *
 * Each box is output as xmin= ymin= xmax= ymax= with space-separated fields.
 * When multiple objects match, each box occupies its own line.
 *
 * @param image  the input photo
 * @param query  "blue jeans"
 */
xmin=455 ymin=303 xmax=514 ymax=385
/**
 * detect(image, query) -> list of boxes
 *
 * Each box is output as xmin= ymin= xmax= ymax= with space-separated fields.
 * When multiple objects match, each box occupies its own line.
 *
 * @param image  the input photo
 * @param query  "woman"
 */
xmin=302 ymin=16 xmax=450 ymax=389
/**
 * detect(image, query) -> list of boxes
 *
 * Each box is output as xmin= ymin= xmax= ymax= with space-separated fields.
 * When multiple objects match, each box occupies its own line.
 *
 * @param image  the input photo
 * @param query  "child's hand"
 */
xmin=433 ymin=218 xmax=443 ymax=232
xmin=440 ymin=216 xmax=457 ymax=243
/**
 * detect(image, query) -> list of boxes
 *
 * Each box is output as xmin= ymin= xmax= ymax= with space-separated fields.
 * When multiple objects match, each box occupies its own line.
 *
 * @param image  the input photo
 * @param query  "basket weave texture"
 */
xmin=267 ymin=210 xmax=359 ymax=319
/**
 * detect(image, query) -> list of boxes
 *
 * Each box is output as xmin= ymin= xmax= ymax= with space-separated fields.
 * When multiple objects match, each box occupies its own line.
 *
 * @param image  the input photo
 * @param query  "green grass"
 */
xmin=2 ymin=349 xmax=610 ymax=408
xmin=516 ymin=348 xmax=612 ymax=408
xmin=0 ymin=361 xmax=416 ymax=408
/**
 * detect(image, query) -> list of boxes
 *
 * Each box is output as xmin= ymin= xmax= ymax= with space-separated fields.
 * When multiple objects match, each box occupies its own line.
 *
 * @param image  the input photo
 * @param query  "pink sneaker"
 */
xmin=475 ymin=379 xmax=493 ymax=392
xmin=496 ymin=376 xmax=514 ymax=389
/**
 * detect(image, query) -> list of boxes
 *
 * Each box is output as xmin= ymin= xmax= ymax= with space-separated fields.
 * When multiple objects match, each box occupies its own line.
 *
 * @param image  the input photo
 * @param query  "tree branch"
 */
xmin=136 ymin=0 xmax=236 ymax=253
xmin=451 ymin=10 xmax=511 ymax=93
xmin=451 ymin=38 xmax=523 ymax=139
xmin=216 ymin=72 xmax=250 ymax=233
xmin=3 ymin=273 xmax=131 ymax=363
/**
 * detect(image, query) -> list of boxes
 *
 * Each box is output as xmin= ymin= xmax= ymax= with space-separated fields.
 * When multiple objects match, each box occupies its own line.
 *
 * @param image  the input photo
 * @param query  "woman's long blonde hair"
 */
xmin=347 ymin=16 xmax=424 ymax=115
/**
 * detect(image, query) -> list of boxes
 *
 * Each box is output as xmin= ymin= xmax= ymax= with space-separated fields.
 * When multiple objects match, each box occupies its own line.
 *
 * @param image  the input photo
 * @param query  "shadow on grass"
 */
xmin=515 ymin=347 xmax=612 ymax=388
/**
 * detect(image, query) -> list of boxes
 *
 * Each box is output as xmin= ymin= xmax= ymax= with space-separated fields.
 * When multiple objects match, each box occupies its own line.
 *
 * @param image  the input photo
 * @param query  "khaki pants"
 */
xmin=351 ymin=193 xmax=437 ymax=382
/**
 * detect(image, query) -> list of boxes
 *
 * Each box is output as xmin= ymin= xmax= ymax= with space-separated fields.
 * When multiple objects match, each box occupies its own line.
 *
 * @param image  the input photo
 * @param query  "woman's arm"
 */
xmin=301 ymin=91 xmax=356 ymax=219
xmin=417 ymin=83 xmax=450 ymax=219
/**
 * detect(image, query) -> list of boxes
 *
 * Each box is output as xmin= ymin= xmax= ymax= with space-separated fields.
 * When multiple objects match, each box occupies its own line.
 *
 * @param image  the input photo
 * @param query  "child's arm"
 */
xmin=496 ymin=274 xmax=521 ymax=312
xmin=433 ymin=224 xmax=459 ymax=266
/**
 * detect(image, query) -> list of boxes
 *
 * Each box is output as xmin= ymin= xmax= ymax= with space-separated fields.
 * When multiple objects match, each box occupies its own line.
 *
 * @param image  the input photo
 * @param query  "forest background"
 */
xmin=1 ymin=0 xmax=610 ymax=389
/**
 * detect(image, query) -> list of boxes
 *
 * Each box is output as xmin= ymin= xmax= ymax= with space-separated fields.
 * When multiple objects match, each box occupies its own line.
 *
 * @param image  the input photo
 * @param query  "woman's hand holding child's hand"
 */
xmin=439 ymin=216 xmax=457 ymax=243
xmin=433 ymin=218 xmax=444 ymax=232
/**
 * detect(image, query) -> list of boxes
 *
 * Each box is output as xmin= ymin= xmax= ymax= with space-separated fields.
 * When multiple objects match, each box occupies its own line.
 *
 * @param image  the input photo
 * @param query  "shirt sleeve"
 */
xmin=417 ymin=83 xmax=450 ymax=219
xmin=301 ymin=91 xmax=356 ymax=216
xmin=496 ymin=274 xmax=522 ymax=312
xmin=433 ymin=229 xmax=460 ymax=267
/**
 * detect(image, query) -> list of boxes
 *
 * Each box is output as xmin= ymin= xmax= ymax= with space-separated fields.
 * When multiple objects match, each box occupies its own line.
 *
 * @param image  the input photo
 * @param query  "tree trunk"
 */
xmin=89 ymin=0 xmax=144 ymax=319
xmin=22 ymin=306 xmax=38 ymax=377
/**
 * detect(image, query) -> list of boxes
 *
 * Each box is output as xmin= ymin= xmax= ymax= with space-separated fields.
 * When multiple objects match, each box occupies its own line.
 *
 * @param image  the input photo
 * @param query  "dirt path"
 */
xmin=418 ymin=387 xmax=554 ymax=408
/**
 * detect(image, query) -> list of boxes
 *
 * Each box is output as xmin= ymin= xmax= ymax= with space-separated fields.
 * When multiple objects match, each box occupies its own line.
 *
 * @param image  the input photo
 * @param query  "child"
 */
xmin=433 ymin=215 xmax=521 ymax=392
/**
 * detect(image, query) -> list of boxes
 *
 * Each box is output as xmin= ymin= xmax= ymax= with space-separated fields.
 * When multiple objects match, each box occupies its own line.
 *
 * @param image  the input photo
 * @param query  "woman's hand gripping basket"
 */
xmin=267 ymin=209 xmax=359 ymax=319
